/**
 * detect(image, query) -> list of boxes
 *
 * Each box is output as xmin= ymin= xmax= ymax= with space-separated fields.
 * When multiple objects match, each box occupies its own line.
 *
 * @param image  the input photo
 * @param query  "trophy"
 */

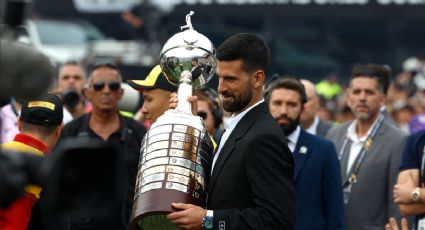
xmin=130 ymin=11 xmax=217 ymax=229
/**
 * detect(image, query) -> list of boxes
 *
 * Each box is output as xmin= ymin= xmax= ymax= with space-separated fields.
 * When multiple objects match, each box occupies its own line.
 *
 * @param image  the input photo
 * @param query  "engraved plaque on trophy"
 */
xmin=130 ymin=11 xmax=217 ymax=230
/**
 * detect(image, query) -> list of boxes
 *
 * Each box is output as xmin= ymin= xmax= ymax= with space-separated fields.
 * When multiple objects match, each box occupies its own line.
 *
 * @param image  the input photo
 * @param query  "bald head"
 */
xmin=300 ymin=79 xmax=317 ymax=100
xmin=300 ymin=79 xmax=320 ymax=128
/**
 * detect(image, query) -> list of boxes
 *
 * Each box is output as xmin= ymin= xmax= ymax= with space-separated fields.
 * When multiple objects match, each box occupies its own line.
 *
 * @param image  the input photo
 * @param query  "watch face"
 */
xmin=204 ymin=217 xmax=213 ymax=229
xmin=412 ymin=189 xmax=421 ymax=202
xmin=414 ymin=193 xmax=420 ymax=200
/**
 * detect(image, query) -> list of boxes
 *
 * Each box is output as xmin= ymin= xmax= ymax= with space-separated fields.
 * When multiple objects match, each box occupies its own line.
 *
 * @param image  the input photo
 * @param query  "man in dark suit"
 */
xmin=167 ymin=33 xmax=295 ymax=229
xmin=393 ymin=130 xmax=425 ymax=228
xmin=300 ymin=79 xmax=333 ymax=137
xmin=326 ymin=64 xmax=406 ymax=230
xmin=267 ymin=77 xmax=344 ymax=230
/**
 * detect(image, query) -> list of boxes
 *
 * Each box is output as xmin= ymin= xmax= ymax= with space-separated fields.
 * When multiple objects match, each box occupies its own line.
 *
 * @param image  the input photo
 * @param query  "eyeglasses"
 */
xmin=92 ymin=81 xmax=121 ymax=91
xmin=197 ymin=111 xmax=208 ymax=120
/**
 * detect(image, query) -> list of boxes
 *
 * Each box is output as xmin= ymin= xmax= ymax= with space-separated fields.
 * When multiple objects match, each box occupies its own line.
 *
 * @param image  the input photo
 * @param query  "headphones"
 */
xmin=199 ymin=87 xmax=223 ymax=129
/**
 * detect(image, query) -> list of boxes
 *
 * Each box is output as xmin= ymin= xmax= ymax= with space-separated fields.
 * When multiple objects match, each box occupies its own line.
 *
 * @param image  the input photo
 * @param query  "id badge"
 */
xmin=343 ymin=185 xmax=351 ymax=205
xmin=418 ymin=217 xmax=425 ymax=230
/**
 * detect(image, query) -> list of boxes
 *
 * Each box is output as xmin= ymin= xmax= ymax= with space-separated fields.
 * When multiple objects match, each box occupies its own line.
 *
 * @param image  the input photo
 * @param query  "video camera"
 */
xmin=0 ymin=138 xmax=123 ymax=215
xmin=0 ymin=0 xmax=124 ymax=214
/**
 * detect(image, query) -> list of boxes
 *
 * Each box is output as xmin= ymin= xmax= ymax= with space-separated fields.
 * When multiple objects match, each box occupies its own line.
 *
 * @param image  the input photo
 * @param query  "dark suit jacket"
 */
xmin=316 ymin=119 xmax=333 ymax=138
xmin=207 ymin=102 xmax=295 ymax=230
xmin=294 ymin=129 xmax=344 ymax=230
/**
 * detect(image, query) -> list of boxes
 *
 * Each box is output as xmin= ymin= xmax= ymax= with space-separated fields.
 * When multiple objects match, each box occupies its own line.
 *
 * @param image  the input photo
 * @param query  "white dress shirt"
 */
xmin=345 ymin=116 xmax=380 ymax=175
xmin=305 ymin=116 xmax=320 ymax=135
xmin=286 ymin=126 xmax=301 ymax=153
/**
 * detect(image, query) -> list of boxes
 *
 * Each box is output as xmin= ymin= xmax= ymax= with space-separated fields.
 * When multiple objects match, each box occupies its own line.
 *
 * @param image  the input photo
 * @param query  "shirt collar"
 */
xmin=84 ymin=113 xmax=125 ymax=138
xmin=13 ymin=133 xmax=50 ymax=154
xmin=224 ymin=99 xmax=264 ymax=132
xmin=305 ymin=116 xmax=320 ymax=135
xmin=346 ymin=115 xmax=381 ymax=143
xmin=287 ymin=125 xmax=301 ymax=145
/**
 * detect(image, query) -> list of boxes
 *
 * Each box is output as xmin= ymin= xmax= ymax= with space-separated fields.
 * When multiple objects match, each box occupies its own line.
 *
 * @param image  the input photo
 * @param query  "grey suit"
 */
xmin=326 ymin=119 xmax=406 ymax=230
xmin=316 ymin=119 xmax=333 ymax=138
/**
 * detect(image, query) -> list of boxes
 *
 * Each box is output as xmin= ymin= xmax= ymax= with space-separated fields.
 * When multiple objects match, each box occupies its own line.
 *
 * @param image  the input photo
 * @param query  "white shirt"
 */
xmin=305 ymin=116 xmax=320 ymax=135
xmin=345 ymin=116 xmax=380 ymax=175
xmin=211 ymin=99 xmax=265 ymax=172
xmin=287 ymin=126 xmax=301 ymax=153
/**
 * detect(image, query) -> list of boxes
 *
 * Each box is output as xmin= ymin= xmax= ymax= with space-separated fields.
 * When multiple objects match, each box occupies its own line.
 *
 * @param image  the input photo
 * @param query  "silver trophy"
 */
xmin=130 ymin=11 xmax=217 ymax=230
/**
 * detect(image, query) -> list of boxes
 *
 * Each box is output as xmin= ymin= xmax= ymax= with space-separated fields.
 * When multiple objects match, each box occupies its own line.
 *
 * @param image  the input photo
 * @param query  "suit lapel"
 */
xmin=293 ymin=129 xmax=312 ymax=182
xmin=340 ymin=139 xmax=352 ymax=185
xmin=341 ymin=120 xmax=388 ymax=185
xmin=208 ymin=102 xmax=267 ymax=195
xmin=316 ymin=120 xmax=325 ymax=137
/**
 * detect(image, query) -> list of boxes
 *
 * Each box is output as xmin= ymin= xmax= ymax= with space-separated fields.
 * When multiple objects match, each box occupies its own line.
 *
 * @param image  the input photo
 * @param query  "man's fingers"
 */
xmin=172 ymin=202 xmax=194 ymax=210
xmin=166 ymin=210 xmax=184 ymax=221
xmin=401 ymin=218 xmax=408 ymax=230
xmin=389 ymin=217 xmax=399 ymax=230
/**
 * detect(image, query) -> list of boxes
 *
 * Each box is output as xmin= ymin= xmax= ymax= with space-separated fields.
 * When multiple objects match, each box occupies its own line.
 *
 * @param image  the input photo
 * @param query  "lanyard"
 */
xmin=339 ymin=114 xmax=385 ymax=186
xmin=421 ymin=145 xmax=425 ymax=187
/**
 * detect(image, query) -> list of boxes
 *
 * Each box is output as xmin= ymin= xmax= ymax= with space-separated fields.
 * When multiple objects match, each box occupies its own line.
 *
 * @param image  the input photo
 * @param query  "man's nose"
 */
xmin=279 ymin=105 xmax=288 ymax=115
xmin=141 ymin=103 xmax=148 ymax=114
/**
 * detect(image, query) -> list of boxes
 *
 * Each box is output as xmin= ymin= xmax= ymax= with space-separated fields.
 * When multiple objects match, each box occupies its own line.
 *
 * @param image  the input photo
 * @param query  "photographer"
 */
xmin=55 ymin=61 xmax=90 ymax=119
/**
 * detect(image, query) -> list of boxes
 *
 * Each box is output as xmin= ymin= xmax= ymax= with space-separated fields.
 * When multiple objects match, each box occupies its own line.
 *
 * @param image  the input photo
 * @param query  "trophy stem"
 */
xmin=176 ymin=70 xmax=192 ymax=114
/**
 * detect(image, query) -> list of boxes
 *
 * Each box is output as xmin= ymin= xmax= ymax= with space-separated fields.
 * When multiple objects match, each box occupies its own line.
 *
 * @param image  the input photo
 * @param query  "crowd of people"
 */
xmin=1 ymin=31 xmax=425 ymax=230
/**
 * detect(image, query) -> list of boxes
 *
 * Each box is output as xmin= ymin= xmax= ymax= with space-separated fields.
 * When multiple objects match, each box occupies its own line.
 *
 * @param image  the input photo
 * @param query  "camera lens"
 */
xmin=62 ymin=90 xmax=80 ymax=108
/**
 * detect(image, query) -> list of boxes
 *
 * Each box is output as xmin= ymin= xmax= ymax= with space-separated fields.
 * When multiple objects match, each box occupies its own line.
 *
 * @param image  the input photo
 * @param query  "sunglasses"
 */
xmin=197 ymin=111 xmax=208 ymax=120
xmin=92 ymin=80 xmax=121 ymax=91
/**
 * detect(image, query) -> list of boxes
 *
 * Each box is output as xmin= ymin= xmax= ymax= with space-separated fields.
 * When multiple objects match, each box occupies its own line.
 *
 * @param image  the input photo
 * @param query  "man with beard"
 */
xmin=267 ymin=77 xmax=344 ymax=230
xmin=167 ymin=33 xmax=295 ymax=229
xmin=326 ymin=64 xmax=406 ymax=230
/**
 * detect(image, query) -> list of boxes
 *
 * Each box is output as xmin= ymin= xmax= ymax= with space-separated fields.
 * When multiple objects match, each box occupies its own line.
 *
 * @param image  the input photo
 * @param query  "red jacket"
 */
xmin=0 ymin=133 xmax=49 ymax=230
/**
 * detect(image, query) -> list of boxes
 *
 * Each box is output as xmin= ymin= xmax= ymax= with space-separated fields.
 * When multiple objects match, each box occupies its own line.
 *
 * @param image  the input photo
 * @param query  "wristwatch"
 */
xmin=411 ymin=187 xmax=421 ymax=203
xmin=202 ymin=210 xmax=214 ymax=230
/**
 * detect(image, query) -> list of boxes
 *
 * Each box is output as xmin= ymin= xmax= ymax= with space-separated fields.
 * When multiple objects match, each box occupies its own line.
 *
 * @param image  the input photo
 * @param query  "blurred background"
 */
xmin=2 ymin=0 xmax=425 ymax=130
xmin=1 ymin=0 xmax=424 ymax=82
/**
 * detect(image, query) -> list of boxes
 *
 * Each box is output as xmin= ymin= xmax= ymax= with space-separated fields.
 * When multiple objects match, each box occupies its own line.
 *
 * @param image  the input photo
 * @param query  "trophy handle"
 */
xmin=176 ymin=70 xmax=192 ymax=114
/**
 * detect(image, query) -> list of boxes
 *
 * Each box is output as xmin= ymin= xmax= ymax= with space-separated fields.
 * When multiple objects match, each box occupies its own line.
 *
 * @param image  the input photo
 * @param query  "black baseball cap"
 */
xmin=20 ymin=94 xmax=63 ymax=126
xmin=128 ymin=65 xmax=177 ymax=93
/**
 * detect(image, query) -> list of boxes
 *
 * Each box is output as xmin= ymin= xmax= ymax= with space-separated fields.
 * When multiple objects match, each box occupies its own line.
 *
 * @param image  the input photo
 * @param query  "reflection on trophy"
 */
xmin=130 ymin=11 xmax=217 ymax=229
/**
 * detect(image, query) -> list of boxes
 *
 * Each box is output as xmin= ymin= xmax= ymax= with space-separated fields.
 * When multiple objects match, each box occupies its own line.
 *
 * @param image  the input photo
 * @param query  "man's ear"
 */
xmin=252 ymin=70 xmax=265 ymax=89
xmin=55 ymin=123 xmax=64 ymax=138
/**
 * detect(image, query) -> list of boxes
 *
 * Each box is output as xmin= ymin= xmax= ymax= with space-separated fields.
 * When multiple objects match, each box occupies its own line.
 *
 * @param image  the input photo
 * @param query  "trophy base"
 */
xmin=130 ymin=188 xmax=205 ymax=230
xmin=137 ymin=214 xmax=182 ymax=230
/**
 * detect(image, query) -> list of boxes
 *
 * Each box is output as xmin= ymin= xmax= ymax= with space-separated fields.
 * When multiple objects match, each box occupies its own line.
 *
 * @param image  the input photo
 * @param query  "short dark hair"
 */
xmin=265 ymin=77 xmax=307 ymax=106
xmin=20 ymin=120 xmax=58 ymax=138
xmin=216 ymin=33 xmax=269 ymax=74
xmin=89 ymin=62 xmax=122 ymax=83
xmin=350 ymin=63 xmax=390 ymax=94
xmin=59 ymin=61 xmax=86 ymax=78
xmin=63 ymin=60 xmax=82 ymax=66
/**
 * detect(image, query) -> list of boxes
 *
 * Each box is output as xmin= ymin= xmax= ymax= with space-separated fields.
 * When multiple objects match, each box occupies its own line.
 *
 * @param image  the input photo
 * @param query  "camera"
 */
xmin=62 ymin=90 xmax=81 ymax=109
xmin=0 ymin=137 xmax=123 ymax=215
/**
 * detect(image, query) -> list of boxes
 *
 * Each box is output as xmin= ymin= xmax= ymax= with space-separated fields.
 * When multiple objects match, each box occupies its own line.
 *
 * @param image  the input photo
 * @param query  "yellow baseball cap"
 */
xmin=128 ymin=65 xmax=177 ymax=93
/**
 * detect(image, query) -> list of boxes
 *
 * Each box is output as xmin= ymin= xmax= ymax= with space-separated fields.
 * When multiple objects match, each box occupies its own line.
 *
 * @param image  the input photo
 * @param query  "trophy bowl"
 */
xmin=160 ymin=11 xmax=216 ymax=89
xmin=130 ymin=11 xmax=217 ymax=230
